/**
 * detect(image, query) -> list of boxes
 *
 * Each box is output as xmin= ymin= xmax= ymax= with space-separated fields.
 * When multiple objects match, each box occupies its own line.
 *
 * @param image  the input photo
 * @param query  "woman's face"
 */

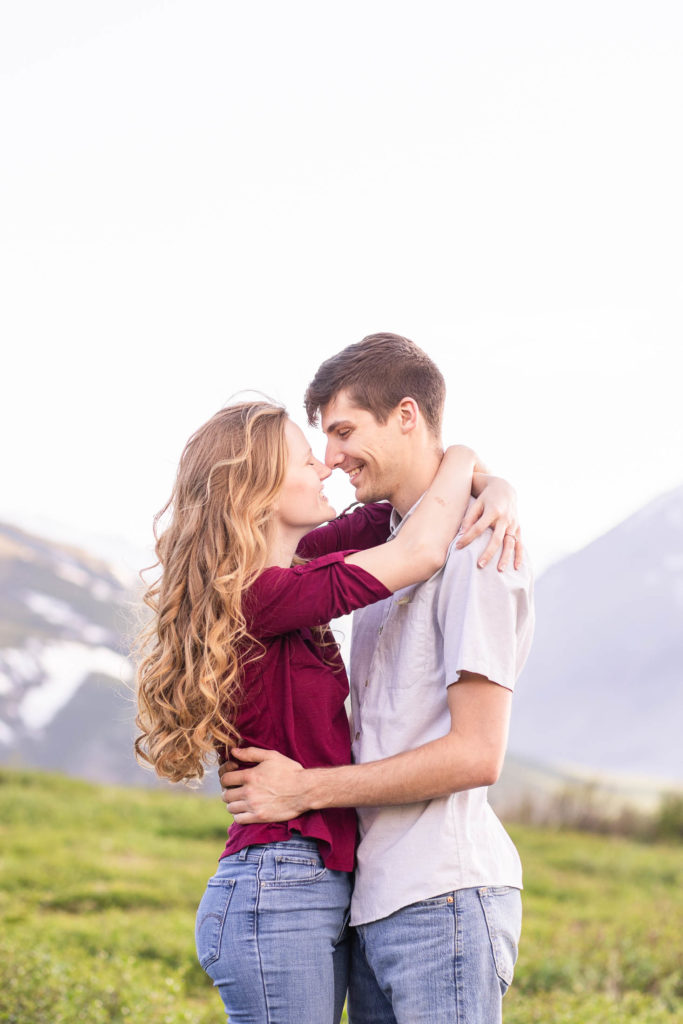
xmin=273 ymin=419 xmax=336 ymax=533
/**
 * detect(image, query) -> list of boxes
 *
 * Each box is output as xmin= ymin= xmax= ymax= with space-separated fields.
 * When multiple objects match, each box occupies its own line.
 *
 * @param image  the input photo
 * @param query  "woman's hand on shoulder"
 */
xmin=456 ymin=473 xmax=522 ymax=572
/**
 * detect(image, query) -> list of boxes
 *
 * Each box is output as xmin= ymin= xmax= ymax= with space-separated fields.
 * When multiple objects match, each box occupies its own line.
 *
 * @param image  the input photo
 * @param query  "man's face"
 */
xmin=320 ymin=390 xmax=405 ymax=503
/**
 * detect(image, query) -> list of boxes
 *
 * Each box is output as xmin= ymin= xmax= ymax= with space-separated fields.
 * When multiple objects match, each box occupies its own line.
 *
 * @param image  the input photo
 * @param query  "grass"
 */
xmin=503 ymin=825 xmax=682 ymax=1023
xmin=1 ymin=768 xmax=681 ymax=1022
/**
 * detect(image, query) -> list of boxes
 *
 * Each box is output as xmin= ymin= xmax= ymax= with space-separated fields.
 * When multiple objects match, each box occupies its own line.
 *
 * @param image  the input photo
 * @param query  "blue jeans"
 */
xmin=195 ymin=839 xmax=352 ymax=1024
xmin=348 ymin=886 xmax=522 ymax=1024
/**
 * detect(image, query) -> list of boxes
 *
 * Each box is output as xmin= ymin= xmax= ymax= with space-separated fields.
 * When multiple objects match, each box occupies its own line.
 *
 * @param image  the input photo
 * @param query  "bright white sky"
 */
xmin=2 ymin=0 xmax=681 ymax=575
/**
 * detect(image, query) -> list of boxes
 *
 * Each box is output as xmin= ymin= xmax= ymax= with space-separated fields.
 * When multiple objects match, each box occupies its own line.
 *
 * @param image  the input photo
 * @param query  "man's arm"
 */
xmin=221 ymin=673 xmax=511 ymax=822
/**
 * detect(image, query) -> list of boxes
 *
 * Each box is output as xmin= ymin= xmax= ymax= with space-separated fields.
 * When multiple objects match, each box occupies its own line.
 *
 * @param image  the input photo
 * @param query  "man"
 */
xmin=222 ymin=333 xmax=534 ymax=1023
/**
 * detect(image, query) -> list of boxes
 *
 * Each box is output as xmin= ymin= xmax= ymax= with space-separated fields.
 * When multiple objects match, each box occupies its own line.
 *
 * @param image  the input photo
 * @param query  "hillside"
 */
xmin=508 ymin=484 xmax=683 ymax=783
xmin=1 ymin=767 xmax=681 ymax=1023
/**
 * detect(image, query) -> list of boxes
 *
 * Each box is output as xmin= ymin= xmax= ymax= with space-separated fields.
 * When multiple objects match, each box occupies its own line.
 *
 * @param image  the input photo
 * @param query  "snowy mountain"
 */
xmin=0 ymin=521 xmax=149 ymax=786
xmin=508 ymin=484 xmax=683 ymax=784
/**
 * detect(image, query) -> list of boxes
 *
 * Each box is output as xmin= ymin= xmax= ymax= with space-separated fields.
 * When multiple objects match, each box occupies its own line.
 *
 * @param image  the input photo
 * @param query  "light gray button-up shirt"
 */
xmin=349 ymin=499 xmax=534 ymax=925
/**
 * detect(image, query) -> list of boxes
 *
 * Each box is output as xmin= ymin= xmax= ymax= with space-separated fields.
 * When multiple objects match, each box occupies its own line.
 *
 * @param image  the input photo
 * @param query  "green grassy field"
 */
xmin=1 ymin=768 xmax=681 ymax=1023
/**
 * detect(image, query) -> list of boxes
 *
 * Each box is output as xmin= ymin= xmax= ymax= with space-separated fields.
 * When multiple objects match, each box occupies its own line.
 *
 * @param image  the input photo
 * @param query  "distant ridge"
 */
xmin=508 ymin=483 xmax=683 ymax=783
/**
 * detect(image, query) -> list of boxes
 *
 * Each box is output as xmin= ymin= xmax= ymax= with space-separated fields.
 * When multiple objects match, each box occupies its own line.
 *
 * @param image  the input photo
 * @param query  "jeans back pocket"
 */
xmin=477 ymin=886 xmax=522 ymax=995
xmin=195 ymin=878 xmax=236 ymax=970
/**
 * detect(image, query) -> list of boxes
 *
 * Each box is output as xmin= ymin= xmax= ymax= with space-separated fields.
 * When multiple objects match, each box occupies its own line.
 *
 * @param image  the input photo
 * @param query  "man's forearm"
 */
xmin=299 ymin=731 xmax=500 ymax=810
xmin=223 ymin=678 xmax=511 ymax=824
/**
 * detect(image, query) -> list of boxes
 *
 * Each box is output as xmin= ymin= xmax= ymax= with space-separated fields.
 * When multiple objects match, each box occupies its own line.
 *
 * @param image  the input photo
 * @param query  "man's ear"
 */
xmin=397 ymin=397 xmax=420 ymax=434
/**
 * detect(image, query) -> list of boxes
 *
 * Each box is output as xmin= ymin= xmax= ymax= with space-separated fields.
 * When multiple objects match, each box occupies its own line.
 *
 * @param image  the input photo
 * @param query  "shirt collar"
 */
xmin=389 ymin=493 xmax=426 ymax=537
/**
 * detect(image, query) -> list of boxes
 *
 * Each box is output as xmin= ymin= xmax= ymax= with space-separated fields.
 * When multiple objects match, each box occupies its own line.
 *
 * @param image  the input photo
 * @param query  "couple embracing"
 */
xmin=135 ymin=332 xmax=534 ymax=1024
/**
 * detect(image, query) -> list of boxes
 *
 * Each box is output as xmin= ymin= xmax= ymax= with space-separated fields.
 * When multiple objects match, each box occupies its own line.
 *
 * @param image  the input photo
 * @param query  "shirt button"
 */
xmin=355 ymin=731 xmax=360 ymax=740
xmin=378 ymin=625 xmax=383 ymax=634
xmin=364 ymin=679 xmax=369 ymax=688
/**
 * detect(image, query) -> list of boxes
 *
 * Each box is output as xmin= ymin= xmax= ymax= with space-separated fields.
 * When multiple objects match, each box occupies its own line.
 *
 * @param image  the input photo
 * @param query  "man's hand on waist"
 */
xmin=220 ymin=747 xmax=314 ymax=823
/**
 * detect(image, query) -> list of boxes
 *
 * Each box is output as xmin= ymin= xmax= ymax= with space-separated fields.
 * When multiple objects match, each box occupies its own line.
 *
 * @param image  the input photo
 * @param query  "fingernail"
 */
xmin=478 ymin=559 xmax=486 ymax=568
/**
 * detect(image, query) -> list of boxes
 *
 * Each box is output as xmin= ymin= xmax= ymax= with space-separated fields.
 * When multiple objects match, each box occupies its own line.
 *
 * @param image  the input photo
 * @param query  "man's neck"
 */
xmin=389 ymin=445 xmax=444 ymax=518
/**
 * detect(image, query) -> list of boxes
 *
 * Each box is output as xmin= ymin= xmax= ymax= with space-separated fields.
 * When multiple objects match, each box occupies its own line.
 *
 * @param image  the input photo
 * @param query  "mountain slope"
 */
xmin=508 ymin=485 xmax=683 ymax=781
xmin=0 ymin=522 xmax=145 ymax=783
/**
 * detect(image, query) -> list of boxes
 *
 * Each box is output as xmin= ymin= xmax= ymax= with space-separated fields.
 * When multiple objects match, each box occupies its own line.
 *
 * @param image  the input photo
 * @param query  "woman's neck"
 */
xmin=264 ymin=523 xmax=305 ymax=569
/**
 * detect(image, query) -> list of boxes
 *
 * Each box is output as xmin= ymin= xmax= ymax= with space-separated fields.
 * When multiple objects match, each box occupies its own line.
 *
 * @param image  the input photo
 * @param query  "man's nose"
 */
xmin=324 ymin=440 xmax=344 ymax=469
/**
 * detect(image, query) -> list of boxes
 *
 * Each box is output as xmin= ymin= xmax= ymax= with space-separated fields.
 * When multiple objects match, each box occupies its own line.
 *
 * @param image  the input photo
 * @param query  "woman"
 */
xmin=135 ymin=401 xmax=517 ymax=1024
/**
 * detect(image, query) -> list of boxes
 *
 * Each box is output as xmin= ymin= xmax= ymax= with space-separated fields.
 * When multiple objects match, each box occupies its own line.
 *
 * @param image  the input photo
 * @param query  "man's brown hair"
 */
xmin=304 ymin=332 xmax=446 ymax=435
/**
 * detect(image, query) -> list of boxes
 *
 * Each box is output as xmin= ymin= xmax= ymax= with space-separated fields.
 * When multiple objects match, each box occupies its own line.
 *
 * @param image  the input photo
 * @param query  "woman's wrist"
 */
xmin=472 ymin=471 xmax=494 ymax=497
xmin=443 ymin=445 xmax=488 ymax=483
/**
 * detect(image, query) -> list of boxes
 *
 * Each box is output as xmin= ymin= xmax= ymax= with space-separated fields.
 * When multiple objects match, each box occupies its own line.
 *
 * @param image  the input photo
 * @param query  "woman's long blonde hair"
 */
xmin=134 ymin=401 xmax=288 ymax=782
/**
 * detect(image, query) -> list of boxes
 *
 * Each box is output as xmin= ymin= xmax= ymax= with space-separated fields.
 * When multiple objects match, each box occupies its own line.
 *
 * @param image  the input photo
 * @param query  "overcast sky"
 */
xmin=2 ymin=0 xmax=681 ymax=575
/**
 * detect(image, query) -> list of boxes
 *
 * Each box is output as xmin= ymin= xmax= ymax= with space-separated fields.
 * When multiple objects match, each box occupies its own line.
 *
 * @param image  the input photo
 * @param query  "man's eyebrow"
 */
xmin=324 ymin=419 xmax=352 ymax=435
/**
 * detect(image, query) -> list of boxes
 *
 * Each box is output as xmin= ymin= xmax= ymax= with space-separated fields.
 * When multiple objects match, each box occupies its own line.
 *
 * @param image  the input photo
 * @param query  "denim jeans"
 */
xmin=195 ymin=838 xmax=352 ymax=1024
xmin=348 ymin=885 xmax=522 ymax=1024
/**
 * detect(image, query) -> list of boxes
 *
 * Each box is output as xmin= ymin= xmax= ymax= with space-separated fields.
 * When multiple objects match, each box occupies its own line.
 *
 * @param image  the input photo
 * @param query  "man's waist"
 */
xmin=356 ymin=787 xmax=496 ymax=846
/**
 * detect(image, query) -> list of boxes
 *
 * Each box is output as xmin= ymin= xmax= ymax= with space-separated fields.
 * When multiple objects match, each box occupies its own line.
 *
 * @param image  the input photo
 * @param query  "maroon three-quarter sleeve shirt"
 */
xmin=220 ymin=502 xmax=393 ymax=871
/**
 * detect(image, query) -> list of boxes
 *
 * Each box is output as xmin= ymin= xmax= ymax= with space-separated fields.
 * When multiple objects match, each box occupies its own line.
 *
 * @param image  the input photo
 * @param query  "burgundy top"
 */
xmin=220 ymin=502 xmax=393 ymax=871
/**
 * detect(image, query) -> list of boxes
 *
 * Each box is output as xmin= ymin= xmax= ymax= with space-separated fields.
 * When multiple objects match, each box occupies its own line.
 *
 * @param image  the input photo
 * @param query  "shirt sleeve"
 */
xmin=296 ymin=502 xmax=392 ymax=559
xmin=436 ymin=533 xmax=535 ymax=692
xmin=245 ymin=550 xmax=392 ymax=639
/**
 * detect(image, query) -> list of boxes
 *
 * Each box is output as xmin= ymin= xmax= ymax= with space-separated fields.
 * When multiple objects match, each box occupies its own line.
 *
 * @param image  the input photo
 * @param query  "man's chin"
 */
xmin=354 ymin=483 xmax=379 ymax=504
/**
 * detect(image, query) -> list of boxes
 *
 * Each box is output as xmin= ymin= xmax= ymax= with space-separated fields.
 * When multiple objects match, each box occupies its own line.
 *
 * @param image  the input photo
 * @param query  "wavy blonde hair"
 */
xmin=134 ymin=401 xmax=288 ymax=782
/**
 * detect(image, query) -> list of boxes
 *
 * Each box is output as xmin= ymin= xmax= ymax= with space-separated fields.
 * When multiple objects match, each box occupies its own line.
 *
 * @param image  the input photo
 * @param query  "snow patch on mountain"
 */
xmin=23 ymin=591 xmax=112 ymax=644
xmin=53 ymin=560 xmax=128 ymax=601
xmin=17 ymin=641 xmax=133 ymax=730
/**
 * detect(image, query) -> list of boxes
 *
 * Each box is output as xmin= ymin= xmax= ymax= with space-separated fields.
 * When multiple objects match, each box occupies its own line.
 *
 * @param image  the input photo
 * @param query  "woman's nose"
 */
xmin=317 ymin=459 xmax=332 ymax=480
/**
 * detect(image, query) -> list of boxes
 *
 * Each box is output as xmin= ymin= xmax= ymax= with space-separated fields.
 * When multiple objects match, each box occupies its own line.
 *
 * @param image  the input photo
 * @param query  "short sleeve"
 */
xmin=297 ymin=503 xmax=392 ymax=559
xmin=436 ymin=533 xmax=535 ymax=692
xmin=245 ymin=550 xmax=392 ymax=639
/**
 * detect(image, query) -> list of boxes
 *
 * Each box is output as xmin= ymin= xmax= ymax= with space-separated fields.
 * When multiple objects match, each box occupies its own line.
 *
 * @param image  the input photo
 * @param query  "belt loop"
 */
xmin=238 ymin=847 xmax=249 ymax=860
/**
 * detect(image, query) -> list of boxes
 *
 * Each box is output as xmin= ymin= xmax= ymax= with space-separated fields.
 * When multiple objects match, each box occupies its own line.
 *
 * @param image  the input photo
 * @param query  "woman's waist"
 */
xmin=222 ymin=808 xmax=357 ymax=870
xmin=224 ymin=835 xmax=322 ymax=864
xmin=226 ymin=807 xmax=356 ymax=840
xmin=232 ymin=732 xmax=352 ymax=769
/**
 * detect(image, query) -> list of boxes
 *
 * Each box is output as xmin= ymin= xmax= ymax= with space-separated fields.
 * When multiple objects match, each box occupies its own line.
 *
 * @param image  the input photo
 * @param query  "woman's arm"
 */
xmin=297 ymin=461 xmax=520 ymax=568
xmin=245 ymin=447 xmax=520 ymax=639
xmin=296 ymin=502 xmax=392 ymax=559
xmin=345 ymin=446 xmax=477 ymax=592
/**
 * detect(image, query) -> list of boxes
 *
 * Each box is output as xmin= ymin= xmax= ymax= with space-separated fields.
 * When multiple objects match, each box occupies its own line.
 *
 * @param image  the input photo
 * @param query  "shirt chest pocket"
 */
xmin=374 ymin=586 xmax=432 ymax=689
